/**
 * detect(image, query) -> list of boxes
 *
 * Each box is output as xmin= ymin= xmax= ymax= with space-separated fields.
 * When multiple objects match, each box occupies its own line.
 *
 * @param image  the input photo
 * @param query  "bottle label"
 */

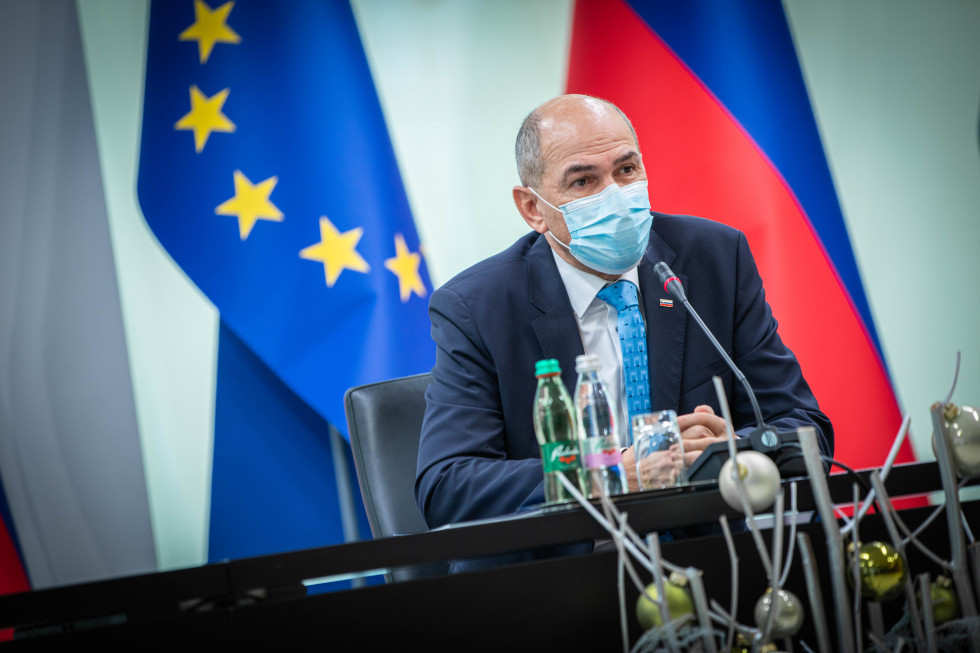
xmin=541 ymin=441 xmax=580 ymax=473
xmin=582 ymin=436 xmax=622 ymax=469
xmin=584 ymin=449 xmax=622 ymax=469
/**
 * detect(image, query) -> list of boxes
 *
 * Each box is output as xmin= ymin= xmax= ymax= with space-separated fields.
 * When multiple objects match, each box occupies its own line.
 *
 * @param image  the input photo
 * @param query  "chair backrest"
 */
xmin=343 ymin=373 xmax=447 ymax=581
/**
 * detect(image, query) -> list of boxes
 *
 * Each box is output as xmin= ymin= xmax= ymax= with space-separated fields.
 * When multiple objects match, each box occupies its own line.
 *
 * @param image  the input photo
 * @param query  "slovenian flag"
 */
xmin=567 ymin=0 xmax=912 ymax=471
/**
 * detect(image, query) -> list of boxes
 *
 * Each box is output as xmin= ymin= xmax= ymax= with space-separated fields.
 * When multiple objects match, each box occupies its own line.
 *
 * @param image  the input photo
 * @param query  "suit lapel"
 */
xmin=528 ymin=235 xmax=584 ymax=391
xmin=639 ymin=223 xmax=686 ymax=411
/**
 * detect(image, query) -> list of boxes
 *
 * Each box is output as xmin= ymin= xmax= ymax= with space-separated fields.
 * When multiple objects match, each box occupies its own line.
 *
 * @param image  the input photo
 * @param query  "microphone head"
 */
xmin=653 ymin=261 xmax=674 ymax=289
xmin=654 ymin=261 xmax=687 ymax=301
xmin=653 ymin=261 xmax=681 ymax=292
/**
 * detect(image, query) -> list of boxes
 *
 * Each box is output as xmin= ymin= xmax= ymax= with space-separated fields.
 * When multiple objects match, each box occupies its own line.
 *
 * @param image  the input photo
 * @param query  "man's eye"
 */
xmin=572 ymin=178 xmax=588 ymax=187
xmin=621 ymin=164 xmax=636 ymax=174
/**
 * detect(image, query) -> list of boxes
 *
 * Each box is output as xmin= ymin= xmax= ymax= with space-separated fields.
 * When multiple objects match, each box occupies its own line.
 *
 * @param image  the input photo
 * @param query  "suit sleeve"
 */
xmin=415 ymin=285 xmax=545 ymax=529
xmin=729 ymin=231 xmax=834 ymax=457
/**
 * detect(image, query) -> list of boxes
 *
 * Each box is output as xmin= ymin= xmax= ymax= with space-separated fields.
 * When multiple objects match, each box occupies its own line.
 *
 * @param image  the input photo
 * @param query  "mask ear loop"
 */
xmin=526 ymin=187 xmax=573 ymax=252
xmin=547 ymin=231 xmax=572 ymax=252
xmin=526 ymin=186 xmax=562 ymax=213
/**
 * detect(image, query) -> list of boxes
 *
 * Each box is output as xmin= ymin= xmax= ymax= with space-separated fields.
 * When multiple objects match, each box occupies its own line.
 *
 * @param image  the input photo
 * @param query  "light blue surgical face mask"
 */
xmin=529 ymin=180 xmax=653 ymax=275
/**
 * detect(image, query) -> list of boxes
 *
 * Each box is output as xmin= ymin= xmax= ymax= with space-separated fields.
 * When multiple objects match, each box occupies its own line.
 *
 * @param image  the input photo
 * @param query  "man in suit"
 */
xmin=415 ymin=94 xmax=832 ymax=532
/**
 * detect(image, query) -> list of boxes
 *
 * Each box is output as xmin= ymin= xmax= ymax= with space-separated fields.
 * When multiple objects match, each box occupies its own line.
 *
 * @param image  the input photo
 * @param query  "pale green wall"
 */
xmin=351 ymin=0 xmax=574 ymax=286
xmin=785 ymin=0 xmax=980 ymax=461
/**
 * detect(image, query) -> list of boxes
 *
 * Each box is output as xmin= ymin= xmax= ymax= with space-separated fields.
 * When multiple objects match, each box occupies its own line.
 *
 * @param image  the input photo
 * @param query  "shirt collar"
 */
xmin=551 ymin=249 xmax=641 ymax=319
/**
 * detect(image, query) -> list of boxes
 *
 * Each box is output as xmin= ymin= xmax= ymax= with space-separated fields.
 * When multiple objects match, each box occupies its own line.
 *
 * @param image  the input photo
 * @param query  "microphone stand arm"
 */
xmin=680 ymin=298 xmax=767 ymax=430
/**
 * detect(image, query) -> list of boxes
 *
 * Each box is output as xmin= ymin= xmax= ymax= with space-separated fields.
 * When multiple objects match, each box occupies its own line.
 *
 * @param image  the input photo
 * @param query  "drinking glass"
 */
xmin=632 ymin=410 xmax=687 ymax=490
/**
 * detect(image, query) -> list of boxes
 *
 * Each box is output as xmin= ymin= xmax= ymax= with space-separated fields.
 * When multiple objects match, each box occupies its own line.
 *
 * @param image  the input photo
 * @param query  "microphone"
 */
xmin=653 ymin=261 xmax=806 ymax=481
xmin=654 ymin=262 xmax=767 ymax=431
xmin=653 ymin=261 xmax=687 ymax=303
xmin=654 ymin=262 xmax=804 ymax=480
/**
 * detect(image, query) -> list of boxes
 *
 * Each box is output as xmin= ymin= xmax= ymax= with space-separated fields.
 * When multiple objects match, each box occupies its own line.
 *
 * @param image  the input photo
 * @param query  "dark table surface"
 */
xmin=0 ymin=460 xmax=970 ymax=650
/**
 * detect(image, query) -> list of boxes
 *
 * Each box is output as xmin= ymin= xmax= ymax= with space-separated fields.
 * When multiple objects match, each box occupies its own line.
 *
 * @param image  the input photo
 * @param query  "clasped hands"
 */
xmin=621 ymin=404 xmax=729 ymax=492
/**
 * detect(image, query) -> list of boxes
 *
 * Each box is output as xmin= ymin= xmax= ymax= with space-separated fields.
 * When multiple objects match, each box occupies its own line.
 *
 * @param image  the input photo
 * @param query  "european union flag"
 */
xmin=138 ymin=0 xmax=434 ymax=560
xmin=138 ymin=0 xmax=434 ymax=431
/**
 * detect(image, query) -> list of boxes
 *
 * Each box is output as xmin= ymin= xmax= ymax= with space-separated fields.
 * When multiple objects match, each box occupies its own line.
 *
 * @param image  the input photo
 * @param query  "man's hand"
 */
xmin=622 ymin=445 xmax=639 ymax=492
xmin=676 ymin=404 xmax=729 ymax=468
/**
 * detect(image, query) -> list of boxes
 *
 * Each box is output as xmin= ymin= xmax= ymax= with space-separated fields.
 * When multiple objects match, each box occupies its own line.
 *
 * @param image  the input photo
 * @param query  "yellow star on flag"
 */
xmin=178 ymin=0 xmax=241 ymax=64
xmin=175 ymin=85 xmax=235 ymax=153
xmin=384 ymin=233 xmax=426 ymax=302
xmin=300 ymin=217 xmax=370 ymax=287
xmin=215 ymin=171 xmax=283 ymax=240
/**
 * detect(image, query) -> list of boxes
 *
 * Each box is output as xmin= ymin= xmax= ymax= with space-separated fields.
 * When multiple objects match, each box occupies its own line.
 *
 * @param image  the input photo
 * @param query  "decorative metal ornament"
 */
xmin=729 ymin=634 xmax=783 ymax=652
xmin=635 ymin=573 xmax=695 ymax=630
xmin=558 ymin=353 xmax=980 ymax=653
xmin=718 ymin=451 xmax=781 ymax=513
xmin=850 ymin=540 xmax=908 ymax=602
xmin=934 ymin=402 xmax=980 ymax=479
xmin=729 ymin=633 xmax=752 ymax=652
xmin=753 ymin=587 xmax=804 ymax=638
xmin=917 ymin=575 xmax=960 ymax=624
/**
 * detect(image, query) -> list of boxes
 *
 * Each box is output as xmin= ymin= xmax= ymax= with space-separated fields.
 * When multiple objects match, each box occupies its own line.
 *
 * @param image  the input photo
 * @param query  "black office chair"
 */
xmin=343 ymin=373 xmax=448 ymax=582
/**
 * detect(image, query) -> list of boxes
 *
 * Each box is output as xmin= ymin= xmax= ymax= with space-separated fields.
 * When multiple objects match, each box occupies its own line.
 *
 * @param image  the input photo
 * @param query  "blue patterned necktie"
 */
xmin=597 ymin=280 xmax=651 ymax=436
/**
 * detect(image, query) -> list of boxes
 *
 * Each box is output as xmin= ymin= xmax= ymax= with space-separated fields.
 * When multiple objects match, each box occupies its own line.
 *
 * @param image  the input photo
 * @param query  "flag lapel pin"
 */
xmin=659 ymin=298 xmax=673 ymax=308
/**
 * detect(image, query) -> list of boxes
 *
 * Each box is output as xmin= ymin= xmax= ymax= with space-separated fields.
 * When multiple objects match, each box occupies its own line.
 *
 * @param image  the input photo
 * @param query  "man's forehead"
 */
xmin=539 ymin=97 xmax=624 ymax=134
xmin=540 ymin=94 xmax=610 ymax=118
xmin=541 ymin=122 xmax=637 ymax=176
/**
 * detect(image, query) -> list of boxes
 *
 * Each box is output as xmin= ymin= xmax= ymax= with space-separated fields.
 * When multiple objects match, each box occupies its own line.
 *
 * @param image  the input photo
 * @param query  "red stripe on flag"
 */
xmin=567 ymin=0 xmax=914 ymax=471
xmin=1 ymin=513 xmax=29 ymax=641
xmin=0 ymin=521 xmax=28 ymax=597
xmin=1 ymin=517 xmax=29 ymax=597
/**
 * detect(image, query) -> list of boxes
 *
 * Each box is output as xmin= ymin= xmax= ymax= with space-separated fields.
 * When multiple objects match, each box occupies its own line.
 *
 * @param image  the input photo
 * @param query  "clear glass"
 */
xmin=632 ymin=410 xmax=687 ymax=490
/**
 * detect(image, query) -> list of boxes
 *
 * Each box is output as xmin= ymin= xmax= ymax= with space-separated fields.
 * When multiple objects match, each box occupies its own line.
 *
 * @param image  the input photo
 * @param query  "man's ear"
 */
xmin=513 ymin=186 xmax=548 ymax=233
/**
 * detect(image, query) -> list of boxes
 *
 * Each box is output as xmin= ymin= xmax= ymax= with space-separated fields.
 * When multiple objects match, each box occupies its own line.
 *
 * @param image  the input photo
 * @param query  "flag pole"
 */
xmin=329 ymin=423 xmax=364 ymax=588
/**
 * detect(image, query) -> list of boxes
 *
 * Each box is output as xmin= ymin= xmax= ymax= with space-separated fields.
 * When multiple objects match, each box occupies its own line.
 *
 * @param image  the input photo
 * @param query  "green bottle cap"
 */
xmin=535 ymin=358 xmax=561 ymax=376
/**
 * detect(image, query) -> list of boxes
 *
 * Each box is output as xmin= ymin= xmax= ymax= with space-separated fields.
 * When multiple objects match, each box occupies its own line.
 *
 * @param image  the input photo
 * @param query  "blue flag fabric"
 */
xmin=138 ymin=0 xmax=434 ymax=435
xmin=208 ymin=321 xmax=376 ymax=566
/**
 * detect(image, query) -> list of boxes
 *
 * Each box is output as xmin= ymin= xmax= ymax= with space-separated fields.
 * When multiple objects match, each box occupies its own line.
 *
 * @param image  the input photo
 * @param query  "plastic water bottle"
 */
xmin=574 ymin=353 xmax=627 ymax=497
xmin=533 ymin=359 xmax=586 ymax=504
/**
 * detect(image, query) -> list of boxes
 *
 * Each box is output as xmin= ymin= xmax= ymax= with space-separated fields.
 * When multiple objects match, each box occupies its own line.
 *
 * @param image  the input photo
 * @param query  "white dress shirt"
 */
xmin=551 ymin=249 xmax=643 ymax=445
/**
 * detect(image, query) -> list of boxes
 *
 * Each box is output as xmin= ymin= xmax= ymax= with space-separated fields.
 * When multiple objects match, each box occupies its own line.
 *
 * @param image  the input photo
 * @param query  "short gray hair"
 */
xmin=515 ymin=96 xmax=637 ymax=188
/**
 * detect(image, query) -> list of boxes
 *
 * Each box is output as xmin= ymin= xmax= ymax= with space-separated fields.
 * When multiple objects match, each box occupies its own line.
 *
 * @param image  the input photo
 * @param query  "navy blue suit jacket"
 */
xmin=416 ymin=213 xmax=832 ymax=529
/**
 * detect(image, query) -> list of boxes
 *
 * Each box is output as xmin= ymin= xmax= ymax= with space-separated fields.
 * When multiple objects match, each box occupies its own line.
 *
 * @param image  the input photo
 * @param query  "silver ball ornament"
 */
xmin=753 ymin=587 xmax=804 ymax=638
xmin=932 ymin=402 xmax=980 ymax=479
xmin=719 ymin=451 xmax=780 ymax=513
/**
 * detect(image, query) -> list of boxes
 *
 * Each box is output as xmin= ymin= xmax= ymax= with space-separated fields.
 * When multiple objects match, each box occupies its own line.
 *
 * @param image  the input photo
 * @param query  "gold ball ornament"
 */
xmin=730 ymin=634 xmax=788 ymax=652
xmin=917 ymin=575 xmax=960 ymax=624
xmin=729 ymin=633 xmax=753 ymax=653
xmin=850 ymin=541 xmax=907 ymax=602
xmin=753 ymin=587 xmax=804 ymax=638
xmin=718 ymin=451 xmax=781 ymax=513
xmin=635 ymin=573 xmax=695 ymax=630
